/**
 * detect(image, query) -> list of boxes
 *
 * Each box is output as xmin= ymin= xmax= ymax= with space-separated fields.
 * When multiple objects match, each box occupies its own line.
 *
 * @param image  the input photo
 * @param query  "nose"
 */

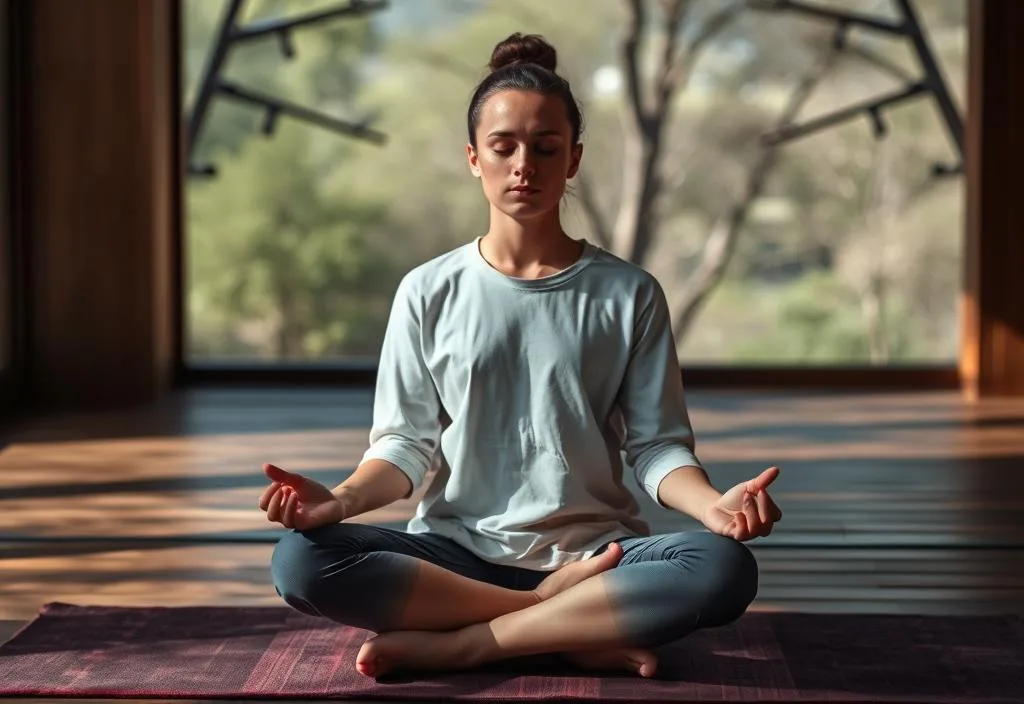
xmin=513 ymin=148 xmax=536 ymax=178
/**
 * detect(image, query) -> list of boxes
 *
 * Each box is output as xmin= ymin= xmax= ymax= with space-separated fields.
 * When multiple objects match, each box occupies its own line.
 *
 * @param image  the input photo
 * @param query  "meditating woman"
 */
xmin=260 ymin=32 xmax=782 ymax=679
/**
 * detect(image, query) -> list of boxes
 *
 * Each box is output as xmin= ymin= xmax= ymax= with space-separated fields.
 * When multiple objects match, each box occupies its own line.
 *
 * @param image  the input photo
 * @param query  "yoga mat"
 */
xmin=1 ymin=603 xmax=1022 ymax=702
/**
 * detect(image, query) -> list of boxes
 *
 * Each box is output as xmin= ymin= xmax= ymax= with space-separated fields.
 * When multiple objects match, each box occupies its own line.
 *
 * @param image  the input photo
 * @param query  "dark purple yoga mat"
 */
xmin=1 ymin=603 xmax=1022 ymax=702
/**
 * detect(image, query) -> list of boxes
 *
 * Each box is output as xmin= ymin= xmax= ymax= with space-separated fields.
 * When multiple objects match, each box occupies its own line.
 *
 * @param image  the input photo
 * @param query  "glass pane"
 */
xmin=183 ymin=0 xmax=965 ymax=366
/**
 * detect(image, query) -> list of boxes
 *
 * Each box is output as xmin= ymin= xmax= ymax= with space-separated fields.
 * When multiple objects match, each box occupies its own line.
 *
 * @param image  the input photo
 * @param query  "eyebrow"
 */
xmin=486 ymin=129 xmax=563 ymax=138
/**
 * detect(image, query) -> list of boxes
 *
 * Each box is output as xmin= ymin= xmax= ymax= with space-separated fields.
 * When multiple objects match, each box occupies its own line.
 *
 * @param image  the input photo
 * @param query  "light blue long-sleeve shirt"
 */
xmin=361 ymin=238 xmax=702 ymax=569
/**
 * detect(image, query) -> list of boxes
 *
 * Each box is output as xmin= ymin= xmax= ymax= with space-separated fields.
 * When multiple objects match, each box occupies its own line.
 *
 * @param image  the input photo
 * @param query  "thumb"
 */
xmin=263 ymin=463 xmax=302 ymax=488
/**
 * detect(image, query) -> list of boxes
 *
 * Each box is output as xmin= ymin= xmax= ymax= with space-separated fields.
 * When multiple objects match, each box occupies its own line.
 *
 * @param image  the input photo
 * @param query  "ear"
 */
xmin=466 ymin=143 xmax=481 ymax=178
xmin=566 ymin=142 xmax=583 ymax=180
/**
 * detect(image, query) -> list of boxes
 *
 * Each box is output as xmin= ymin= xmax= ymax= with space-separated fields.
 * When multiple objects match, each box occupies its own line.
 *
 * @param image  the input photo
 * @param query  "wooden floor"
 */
xmin=2 ymin=386 xmax=1024 ymax=629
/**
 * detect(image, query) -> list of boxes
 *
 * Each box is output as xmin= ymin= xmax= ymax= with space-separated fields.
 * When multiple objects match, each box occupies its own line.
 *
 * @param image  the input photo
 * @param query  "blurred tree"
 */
xmin=185 ymin=0 xmax=397 ymax=360
xmin=579 ymin=0 xmax=962 ymax=355
xmin=183 ymin=0 xmax=966 ymax=365
xmin=189 ymin=122 xmax=395 ymax=359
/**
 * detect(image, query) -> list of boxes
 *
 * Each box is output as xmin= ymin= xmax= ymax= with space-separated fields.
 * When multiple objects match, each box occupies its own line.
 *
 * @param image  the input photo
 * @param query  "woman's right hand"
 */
xmin=259 ymin=463 xmax=346 ymax=531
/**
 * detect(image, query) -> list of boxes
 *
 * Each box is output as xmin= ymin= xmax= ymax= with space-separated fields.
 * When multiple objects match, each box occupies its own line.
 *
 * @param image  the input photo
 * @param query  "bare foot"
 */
xmin=355 ymin=628 xmax=480 ymax=678
xmin=563 ymin=648 xmax=659 ymax=678
xmin=533 ymin=542 xmax=623 ymax=602
xmin=355 ymin=629 xmax=658 ymax=680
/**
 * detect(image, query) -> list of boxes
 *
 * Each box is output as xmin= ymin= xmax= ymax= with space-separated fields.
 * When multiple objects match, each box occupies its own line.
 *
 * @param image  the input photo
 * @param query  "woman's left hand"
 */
xmin=702 ymin=466 xmax=783 ymax=541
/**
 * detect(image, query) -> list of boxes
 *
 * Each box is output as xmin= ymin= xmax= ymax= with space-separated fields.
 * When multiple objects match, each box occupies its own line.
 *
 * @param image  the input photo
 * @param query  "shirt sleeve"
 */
xmin=360 ymin=273 xmax=443 ymax=493
xmin=616 ymin=278 xmax=702 ymax=506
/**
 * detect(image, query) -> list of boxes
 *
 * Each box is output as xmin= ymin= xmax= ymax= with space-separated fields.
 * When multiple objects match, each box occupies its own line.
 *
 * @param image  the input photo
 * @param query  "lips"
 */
xmin=510 ymin=185 xmax=540 ymax=194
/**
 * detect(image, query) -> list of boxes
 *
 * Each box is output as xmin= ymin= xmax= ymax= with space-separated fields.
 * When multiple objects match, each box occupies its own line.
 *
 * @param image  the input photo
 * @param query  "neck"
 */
xmin=481 ymin=206 xmax=580 ymax=277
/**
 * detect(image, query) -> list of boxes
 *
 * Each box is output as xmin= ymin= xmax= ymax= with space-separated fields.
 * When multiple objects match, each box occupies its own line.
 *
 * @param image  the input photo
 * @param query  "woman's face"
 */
xmin=467 ymin=89 xmax=582 ymax=221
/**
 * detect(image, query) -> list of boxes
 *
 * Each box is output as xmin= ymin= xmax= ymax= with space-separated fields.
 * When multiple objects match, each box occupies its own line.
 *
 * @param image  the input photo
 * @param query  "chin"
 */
xmin=494 ymin=199 xmax=560 ymax=221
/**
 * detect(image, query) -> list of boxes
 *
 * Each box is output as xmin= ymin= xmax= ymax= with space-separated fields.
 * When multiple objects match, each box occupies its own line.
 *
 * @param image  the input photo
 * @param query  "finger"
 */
xmin=266 ymin=488 xmax=285 ymax=523
xmin=746 ymin=466 xmax=780 ymax=494
xmin=742 ymin=493 xmax=763 ymax=537
xmin=277 ymin=487 xmax=290 ymax=528
xmin=282 ymin=491 xmax=298 ymax=529
xmin=258 ymin=482 xmax=281 ymax=511
xmin=732 ymin=510 xmax=750 ymax=541
xmin=754 ymin=490 xmax=772 ymax=524
xmin=264 ymin=463 xmax=302 ymax=489
xmin=755 ymin=491 xmax=778 ymax=537
xmin=765 ymin=493 xmax=783 ymax=522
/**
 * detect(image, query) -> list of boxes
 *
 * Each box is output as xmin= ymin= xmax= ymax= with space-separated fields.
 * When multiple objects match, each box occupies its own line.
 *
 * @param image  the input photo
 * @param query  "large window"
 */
xmin=182 ymin=0 xmax=965 ymax=367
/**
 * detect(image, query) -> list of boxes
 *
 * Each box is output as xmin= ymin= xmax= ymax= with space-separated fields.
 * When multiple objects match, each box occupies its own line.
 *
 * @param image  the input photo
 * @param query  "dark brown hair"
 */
xmin=467 ymin=33 xmax=584 ymax=148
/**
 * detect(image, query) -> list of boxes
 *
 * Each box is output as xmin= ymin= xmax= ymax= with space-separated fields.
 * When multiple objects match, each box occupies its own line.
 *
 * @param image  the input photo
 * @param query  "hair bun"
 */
xmin=488 ymin=33 xmax=558 ymax=73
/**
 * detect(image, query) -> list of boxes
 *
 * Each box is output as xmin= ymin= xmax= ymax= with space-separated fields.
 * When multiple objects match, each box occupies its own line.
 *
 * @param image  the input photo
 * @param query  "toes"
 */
xmin=355 ymin=642 xmax=382 ymax=678
xmin=564 ymin=648 xmax=657 ymax=677
xmin=356 ymin=655 xmax=382 ymax=678
xmin=621 ymin=649 xmax=657 ymax=678
xmin=632 ymin=650 xmax=658 ymax=678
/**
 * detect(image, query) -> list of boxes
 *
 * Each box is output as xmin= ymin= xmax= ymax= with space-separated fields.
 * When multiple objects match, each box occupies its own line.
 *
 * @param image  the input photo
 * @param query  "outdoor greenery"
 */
xmin=184 ymin=0 xmax=965 ymax=364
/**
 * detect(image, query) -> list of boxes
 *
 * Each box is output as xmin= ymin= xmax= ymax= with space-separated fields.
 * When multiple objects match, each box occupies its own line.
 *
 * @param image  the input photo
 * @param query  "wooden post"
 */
xmin=961 ymin=0 xmax=1024 ymax=398
xmin=12 ymin=0 xmax=181 ymax=409
xmin=0 ymin=0 xmax=10 ymax=405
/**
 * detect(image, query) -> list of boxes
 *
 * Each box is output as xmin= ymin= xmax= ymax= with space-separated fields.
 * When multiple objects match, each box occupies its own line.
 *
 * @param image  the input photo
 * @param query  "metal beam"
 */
xmin=747 ymin=0 xmax=907 ymax=36
xmin=894 ymin=0 xmax=964 ymax=158
xmin=763 ymin=82 xmax=928 ymax=145
xmin=186 ymin=0 xmax=388 ymax=177
xmin=186 ymin=0 xmax=244 ymax=157
xmin=231 ymin=0 xmax=387 ymax=43
xmin=750 ymin=0 xmax=963 ymax=175
xmin=218 ymin=81 xmax=386 ymax=143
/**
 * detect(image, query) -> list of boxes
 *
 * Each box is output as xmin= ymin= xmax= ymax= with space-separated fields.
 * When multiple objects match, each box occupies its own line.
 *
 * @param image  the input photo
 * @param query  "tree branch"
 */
xmin=622 ymin=0 xmax=647 ymax=127
xmin=658 ymin=2 xmax=742 ymax=113
xmin=670 ymin=45 xmax=842 ymax=344
xmin=573 ymin=172 xmax=613 ymax=249
xmin=652 ymin=0 xmax=688 ymax=110
xmin=687 ymin=2 xmax=744 ymax=62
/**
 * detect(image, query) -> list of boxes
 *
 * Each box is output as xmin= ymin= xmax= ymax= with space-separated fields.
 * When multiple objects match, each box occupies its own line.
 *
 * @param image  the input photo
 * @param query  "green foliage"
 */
xmin=724 ymin=273 xmax=919 ymax=364
xmin=188 ymin=122 xmax=395 ymax=359
xmin=184 ymin=0 xmax=966 ymax=365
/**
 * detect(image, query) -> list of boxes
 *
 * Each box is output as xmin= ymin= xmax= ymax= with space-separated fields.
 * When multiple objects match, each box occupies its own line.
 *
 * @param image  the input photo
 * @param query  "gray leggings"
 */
xmin=271 ymin=524 xmax=758 ymax=649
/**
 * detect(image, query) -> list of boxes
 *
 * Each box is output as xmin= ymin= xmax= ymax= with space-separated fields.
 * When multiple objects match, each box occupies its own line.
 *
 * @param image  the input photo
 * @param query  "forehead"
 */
xmin=477 ymin=89 xmax=570 ymax=136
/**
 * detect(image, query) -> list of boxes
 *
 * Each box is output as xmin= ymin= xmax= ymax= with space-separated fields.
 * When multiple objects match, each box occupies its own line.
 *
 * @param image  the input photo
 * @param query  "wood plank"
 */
xmin=1 ymin=389 xmax=1023 ymax=625
xmin=961 ymin=0 xmax=1024 ymax=397
xmin=13 ymin=0 xmax=177 ymax=408
xmin=0 ymin=0 xmax=9 ymax=396
xmin=0 ymin=389 xmax=1022 ymax=704
xmin=5 ymin=390 xmax=1022 ymax=547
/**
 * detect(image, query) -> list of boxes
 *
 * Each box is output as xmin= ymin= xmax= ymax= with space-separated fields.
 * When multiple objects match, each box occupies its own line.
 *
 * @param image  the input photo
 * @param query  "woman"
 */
xmin=260 ymin=32 xmax=782 ymax=679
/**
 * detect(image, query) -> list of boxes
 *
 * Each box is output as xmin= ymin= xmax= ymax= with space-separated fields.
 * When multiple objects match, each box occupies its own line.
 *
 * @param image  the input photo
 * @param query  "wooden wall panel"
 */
xmin=15 ymin=0 xmax=179 ymax=408
xmin=961 ymin=0 xmax=1024 ymax=398
xmin=0 ymin=0 xmax=10 ymax=402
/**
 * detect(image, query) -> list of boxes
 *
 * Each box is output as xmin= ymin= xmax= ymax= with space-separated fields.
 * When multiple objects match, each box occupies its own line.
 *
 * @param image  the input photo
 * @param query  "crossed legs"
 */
xmin=271 ymin=524 xmax=757 ymax=678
